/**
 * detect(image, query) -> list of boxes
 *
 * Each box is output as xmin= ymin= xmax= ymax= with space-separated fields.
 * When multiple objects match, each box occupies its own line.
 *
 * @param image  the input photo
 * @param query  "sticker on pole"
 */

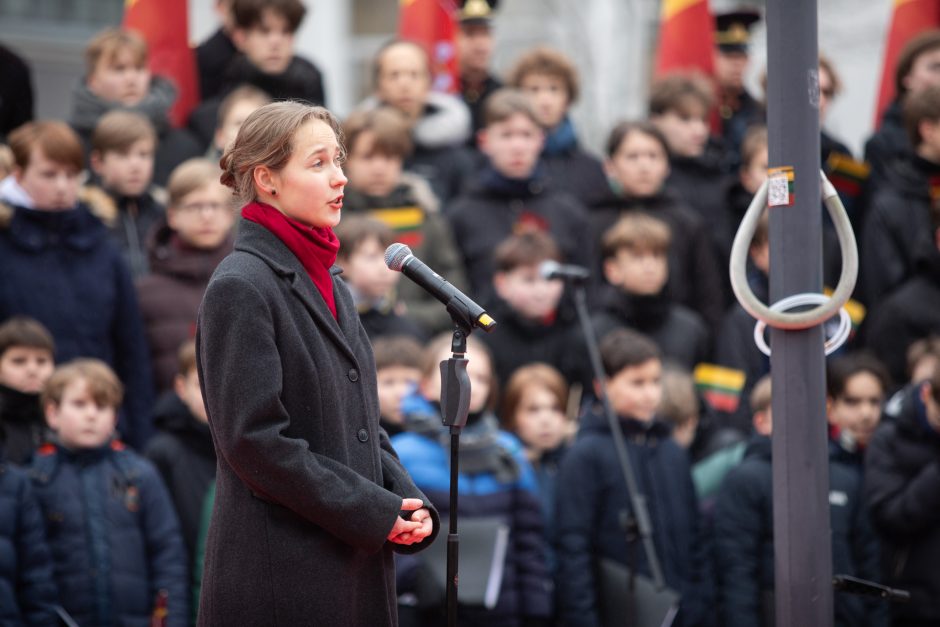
xmin=767 ymin=166 xmax=795 ymax=206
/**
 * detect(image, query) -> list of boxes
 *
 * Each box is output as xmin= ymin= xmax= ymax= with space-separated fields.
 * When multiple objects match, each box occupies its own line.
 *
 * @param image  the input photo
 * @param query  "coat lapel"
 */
xmin=235 ymin=220 xmax=360 ymax=367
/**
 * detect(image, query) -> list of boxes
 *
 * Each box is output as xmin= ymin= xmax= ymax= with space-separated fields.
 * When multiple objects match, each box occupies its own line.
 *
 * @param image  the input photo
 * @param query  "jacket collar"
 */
xmin=233 ymin=219 xmax=360 ymax=366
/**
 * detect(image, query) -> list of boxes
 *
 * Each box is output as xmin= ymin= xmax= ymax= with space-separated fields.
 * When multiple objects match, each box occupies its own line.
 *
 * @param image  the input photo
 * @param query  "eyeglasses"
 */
xmin=175 ymin=202 xmax=232 ymax=215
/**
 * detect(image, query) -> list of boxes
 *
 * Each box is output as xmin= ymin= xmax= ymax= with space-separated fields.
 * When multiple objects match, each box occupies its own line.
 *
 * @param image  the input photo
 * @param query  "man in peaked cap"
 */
xmin=457 ymin=0 xmax=503 ymax=142
xmin=713 ymin=8 xmax=765 ymax=168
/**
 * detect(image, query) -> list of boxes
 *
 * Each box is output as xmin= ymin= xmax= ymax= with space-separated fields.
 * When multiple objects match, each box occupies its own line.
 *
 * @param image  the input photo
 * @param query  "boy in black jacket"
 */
xmin=145 ymin=340 xmax=216 ymax=587
xmin=555 ymin=329 xmax=709 ymax=627
xmin=0 ymin=317 xmax=55 ymax=466
xmin=447 ymin=88 xmax=589 ymax=298
xmin=479 ymin=230 xmax=582 ymax=386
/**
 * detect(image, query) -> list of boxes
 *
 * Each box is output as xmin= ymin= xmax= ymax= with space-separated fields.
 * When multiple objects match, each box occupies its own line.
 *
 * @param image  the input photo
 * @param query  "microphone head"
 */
xmin=539 ymin=259 xmax=562 ymax=280
xmin=384 ymin=243 xmax=413 ymax=272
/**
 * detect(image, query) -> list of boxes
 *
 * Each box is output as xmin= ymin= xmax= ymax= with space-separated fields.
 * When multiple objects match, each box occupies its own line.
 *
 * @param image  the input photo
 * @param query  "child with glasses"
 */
xmin=136 ymin=158 xmax=235 ymax=394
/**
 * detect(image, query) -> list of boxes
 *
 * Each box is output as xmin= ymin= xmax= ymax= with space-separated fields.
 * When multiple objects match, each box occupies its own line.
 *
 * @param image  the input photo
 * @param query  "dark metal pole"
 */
xmin=765 ymin=1 xmax=833 ymax=626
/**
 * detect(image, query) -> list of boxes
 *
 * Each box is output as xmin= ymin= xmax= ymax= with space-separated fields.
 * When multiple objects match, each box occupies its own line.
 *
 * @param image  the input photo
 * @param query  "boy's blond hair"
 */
xmin=85 ymin=28 xmax=148 ymax=74
xmin=601 ymin=213 xmax=672 ymax=260
xmin=91 ymin=110 xmax=157 ymax=154
xmin=42 ymin=359 xmax=123 ymax=410
xmin=167 ymin=158 xmax=227 ymax=208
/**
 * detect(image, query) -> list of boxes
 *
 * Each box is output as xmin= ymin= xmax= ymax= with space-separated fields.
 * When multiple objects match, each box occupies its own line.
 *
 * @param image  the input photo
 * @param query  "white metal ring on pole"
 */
xmin=728 ymin=171 xmax=858 ymax=331
xmin=753 ymin=293 xmax=853 ymax=357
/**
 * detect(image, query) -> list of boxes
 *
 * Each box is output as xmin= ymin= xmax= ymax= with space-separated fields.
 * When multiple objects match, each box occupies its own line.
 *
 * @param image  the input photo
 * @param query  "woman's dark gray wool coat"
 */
xmin=195 ymin=219 xmax=440 ymax=626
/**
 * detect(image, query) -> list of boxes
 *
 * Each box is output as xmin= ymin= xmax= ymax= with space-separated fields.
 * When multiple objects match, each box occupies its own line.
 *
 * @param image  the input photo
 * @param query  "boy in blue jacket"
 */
xmin=555 ymin=328 xmax=710 ymax=627
xmin=32 ymin=359 xmax=187 ymax=626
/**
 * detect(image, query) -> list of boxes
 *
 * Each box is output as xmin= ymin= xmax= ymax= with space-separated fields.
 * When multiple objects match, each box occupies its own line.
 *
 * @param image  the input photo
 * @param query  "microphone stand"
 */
xmin=439 ymin=319 xmax=472 ymax=627
xmin=566 ymin=277 xmax=676 ymax=626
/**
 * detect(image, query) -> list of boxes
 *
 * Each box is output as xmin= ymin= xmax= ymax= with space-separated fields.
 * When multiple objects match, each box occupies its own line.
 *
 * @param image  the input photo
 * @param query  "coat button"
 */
xmin=357 ymin=429 xmax=369 ymax=442
xmin=348 ymin=368 xmax=359 ymax=382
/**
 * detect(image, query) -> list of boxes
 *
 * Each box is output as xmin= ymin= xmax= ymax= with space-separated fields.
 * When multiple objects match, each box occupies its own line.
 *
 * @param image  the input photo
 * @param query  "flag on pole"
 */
xmin=123 ymin=0 xmax=200 ymax=127
xmin=654 ymin=0 xmax=715 ymax=77
xmin=398 ymin=0 xmax=459 ymax=93
xmin=874 ymin=0 xmax=940 ymax=127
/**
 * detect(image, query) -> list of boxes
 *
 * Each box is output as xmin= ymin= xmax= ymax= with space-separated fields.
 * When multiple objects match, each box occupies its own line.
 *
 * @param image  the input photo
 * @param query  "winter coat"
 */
xmin=83 ymin=183 xmax=167 ymax=278
xmin=865 ymin=384 xmax=940 ymax=623
xmin=391 ymin=410 xmax=553 ymax=627
xmin=0 ymin=383 xmax=47 ymax=466
xmin=859 ymin=153 xmax=938 ymax=305
xmin=195 ymin=28 xmax=237 ymax=101
xmin=477 ymin=294 xmax=584 ymax=388
xmin=863 ymin=100 xmax=910 ymax=197
xmin=0 ymin=201 xmax=155 ymax=449
xmin=195 ymin=219 xmax=440 ymax=627
xmin=448 ymin=167 xmax=590 ymax=299
xmin=342 ymin=173 xmax=469 ymax=334
xmin=541 ymin=117 xmax=611 ymax=209
xmin=555 ymin=409 xmax=710 ymax=627
xmin=590 ymin=190 xmax=725 ymax=333
xmin=355 ymin=299 xmax=430 ymax=344
xmin=461 ymin=72 xmax=502 ymax=142
xmin=136 ymin=222 xmax=233 ymax=393
xmin=30 ymin=441 xmax=188 ymax=627
xmin=0 ymin=457 xmax=58 ymax=626
xmin=144 ymin=393 xmax=217 ymax=576
xmin=358 ymin=92 xmax=475 ymax=205
xmin=666 ymin=141 xmax=734 ymax=239
xmin=68 ymin=76 xmax=203 ymax=185
xmin=592 ymin=287 xmax=710 ymax=370
xmin=865 ymin=240 xmax=940 ymax=387
xmin=0 ymin=43 xmax=33 ymax=141
xmin=713 ymin=435 xmax=887 ymax=627
xmin=718 ymin=89 xmax=765 ymax=169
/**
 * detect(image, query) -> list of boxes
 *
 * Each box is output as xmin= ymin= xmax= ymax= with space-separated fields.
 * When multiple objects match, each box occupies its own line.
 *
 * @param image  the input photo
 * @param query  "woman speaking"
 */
xmin=195 ymin=101 xmax=439 ymax=626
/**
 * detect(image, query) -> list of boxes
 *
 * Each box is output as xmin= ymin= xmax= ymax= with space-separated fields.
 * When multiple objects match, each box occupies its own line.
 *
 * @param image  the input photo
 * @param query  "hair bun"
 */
xmin=218 ymin=152 xmax=236 ymax=189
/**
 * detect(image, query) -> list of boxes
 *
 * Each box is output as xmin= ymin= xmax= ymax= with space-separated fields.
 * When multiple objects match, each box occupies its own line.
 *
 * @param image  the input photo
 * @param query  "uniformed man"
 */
xmin=713 ymin=8 xmax=765 ymax=169
xmin=456 ymin=0 xmax=502 ymax=142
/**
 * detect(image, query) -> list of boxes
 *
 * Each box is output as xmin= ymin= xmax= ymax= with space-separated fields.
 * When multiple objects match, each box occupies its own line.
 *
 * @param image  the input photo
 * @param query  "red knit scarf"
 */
xmin=242 ymin=201 xmax=340 ymax=319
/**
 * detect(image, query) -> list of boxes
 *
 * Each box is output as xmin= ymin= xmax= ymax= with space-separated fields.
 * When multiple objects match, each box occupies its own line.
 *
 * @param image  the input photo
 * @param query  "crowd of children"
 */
xmin=2 ymin=0 xmax=940 ymax=625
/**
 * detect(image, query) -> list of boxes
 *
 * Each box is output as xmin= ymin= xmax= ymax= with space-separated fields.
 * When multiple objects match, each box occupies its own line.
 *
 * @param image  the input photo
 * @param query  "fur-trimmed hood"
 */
xmin=357 ymin=91 xmax=471 ymax=150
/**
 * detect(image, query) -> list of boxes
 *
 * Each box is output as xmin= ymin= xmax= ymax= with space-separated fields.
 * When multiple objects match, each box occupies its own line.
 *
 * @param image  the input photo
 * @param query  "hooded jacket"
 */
xmin=0 ymin=200 xmax=154 ymax=448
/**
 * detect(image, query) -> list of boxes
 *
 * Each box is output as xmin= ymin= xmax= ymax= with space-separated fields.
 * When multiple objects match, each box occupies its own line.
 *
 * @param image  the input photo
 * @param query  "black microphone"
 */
xmin=385 ymin=243 xmax=496 ymax=332
xmin=539 ymin=259 xmax=590 ymax=282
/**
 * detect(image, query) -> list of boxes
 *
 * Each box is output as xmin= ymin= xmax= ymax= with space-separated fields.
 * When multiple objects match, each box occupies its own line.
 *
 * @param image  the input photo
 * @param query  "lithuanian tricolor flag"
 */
xmin=123 ymin=0 xmax=199 ymax=127
xmin=655 ymin=0 xmax=715 ymax=77
xmin=694 ymin=363 xmax=746 ymax=414
xmin=874 ymin=0 xmax=940 ymax=127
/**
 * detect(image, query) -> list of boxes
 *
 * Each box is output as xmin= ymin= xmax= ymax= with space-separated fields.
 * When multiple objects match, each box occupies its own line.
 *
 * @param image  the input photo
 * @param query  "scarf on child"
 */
xmin=242 ymin=201 xmax=340 ymax=319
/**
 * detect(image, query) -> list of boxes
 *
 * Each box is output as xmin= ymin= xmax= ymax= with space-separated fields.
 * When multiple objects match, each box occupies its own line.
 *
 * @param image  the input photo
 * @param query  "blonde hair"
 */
xmin=91 ymin=110 xmax=157 ymax=154
xmin=168 ymin=158 xmax=228 ymax=208
xmin=85 ymin=27 xmax=148 ymax=73
xmin=220 ymin=101 xmax=344 ymax=205
xmin=42 ymin=359 xmax=123 ymax=410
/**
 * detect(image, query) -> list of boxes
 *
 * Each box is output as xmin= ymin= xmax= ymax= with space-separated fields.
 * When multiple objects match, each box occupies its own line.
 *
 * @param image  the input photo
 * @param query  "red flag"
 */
xmin=655 ymin=0 xmax=715 ymax=77
xmin=398 ymin=0 xmax=459 ymax=93
xmin=874 ymin=0 xmax=940 ymax=127
xmin=123 ymin=0 xmax=200 ymax=127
